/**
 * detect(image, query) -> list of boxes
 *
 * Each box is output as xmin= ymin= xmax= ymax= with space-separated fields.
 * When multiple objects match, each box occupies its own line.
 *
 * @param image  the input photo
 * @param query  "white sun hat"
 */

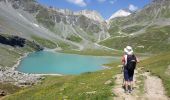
xmin=124 ymin=46 xmax=133 ymax=55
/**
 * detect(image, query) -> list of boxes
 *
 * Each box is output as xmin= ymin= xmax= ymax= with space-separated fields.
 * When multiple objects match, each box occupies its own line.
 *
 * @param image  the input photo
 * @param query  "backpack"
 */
xmin=126 ymin=54 xmax=137 ymax=71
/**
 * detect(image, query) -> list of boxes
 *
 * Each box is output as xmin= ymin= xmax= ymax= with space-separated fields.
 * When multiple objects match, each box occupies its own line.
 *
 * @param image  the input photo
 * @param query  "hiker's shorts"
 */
xmin=124 ymin=69 xmax=134 ymax=81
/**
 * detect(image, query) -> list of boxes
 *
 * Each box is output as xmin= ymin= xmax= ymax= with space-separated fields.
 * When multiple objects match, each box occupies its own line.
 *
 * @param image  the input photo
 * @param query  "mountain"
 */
xmin=1 ymin=0 xmax=170 ymax=53
xmin=108 ymin=9 xmax=131 ymax=20
xmin=0 ymin=0 xmax=110 ymax=51
xmin=100 ymin=0 xmax=170 ymax=53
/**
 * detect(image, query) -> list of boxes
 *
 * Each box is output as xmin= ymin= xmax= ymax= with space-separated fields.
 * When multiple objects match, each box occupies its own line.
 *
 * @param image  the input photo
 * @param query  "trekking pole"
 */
xmin=121 ymin=65 xmax=124 ymax=73
xmin=121 ymin=65 xmax=125 ymax=87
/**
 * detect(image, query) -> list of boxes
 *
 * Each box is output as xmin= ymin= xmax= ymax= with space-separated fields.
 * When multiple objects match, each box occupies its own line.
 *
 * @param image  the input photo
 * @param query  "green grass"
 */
xmin=66 ymin=35 xmax=82 ymax=43
xmin=0 ymin=83 xmax=21 ymax=95
xmin=31 ymin=36 xmax=57 ymax=49
xmin=57 ymin=41 xmax=71 ymax=50
xmin=122 ymin=25 xmax=145 ymax=34
xmin=4 ymin=64 xmax=120 ymax=100
xmin=0 ymin=45 xmax=21 ymax=67
xmin=108 ymin=26 xmax=120 ymax=36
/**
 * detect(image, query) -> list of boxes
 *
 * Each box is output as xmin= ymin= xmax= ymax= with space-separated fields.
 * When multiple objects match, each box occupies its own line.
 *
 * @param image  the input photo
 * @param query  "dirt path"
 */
xmin=112 ymin=68 xmax=141 ymax=100
xmin=112 ymin=66 xmax=169 ymax=100
xmin=143 ymin=72 xmax=168 ymax=100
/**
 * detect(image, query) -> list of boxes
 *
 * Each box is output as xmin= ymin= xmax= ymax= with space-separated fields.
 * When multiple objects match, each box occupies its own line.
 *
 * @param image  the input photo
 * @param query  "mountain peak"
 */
xmin=75 ymin=10 xmax=104 ymax=22
xmin=109 ymin=9 xmax=131 ymax=20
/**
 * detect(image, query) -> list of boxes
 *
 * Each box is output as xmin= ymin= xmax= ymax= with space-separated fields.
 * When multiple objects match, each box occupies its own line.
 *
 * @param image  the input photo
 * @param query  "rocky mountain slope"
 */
xmin=0 ymin=0 xmax=110 ymax=51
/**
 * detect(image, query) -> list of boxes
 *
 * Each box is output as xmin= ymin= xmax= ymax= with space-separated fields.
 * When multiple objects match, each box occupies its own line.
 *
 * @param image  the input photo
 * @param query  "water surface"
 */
xmin=17 ymin=51 xmax=119 ymax=75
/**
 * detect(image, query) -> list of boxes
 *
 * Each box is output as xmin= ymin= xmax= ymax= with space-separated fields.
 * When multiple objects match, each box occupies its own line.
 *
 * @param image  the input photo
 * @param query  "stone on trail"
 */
xmin=104 ymin=80 xmax=112 ymax=85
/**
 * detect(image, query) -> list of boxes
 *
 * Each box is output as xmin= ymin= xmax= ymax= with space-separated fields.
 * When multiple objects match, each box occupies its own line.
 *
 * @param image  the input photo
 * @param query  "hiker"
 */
xmin=122 ymin=46 xmax=139 ymax=93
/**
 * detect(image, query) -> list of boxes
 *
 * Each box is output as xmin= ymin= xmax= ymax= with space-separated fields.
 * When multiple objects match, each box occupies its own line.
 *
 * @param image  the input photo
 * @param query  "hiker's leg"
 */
xmin=130 ymin=81 xmax=133 ymax=90
xmin=125 ymin=81 xmax=128 ymax=91
xmin=129 ymin=70 xmax=134 ymax=91
xmin=124 ymin=69 xmax=129 ymax=92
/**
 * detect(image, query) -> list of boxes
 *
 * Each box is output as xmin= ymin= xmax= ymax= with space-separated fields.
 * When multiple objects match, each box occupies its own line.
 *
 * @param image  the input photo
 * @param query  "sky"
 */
xmin=37 ymin=0 xmax=151 ymax=20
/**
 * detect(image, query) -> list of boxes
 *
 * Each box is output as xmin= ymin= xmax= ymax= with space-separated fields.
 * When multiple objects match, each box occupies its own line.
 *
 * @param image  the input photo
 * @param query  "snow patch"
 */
xmin=109 ymin=9 xmax=131 ymax=20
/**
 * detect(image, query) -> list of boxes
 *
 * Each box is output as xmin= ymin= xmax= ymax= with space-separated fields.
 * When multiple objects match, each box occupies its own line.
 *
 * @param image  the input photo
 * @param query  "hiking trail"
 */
xmin=112 ymin=65 xmax=169 ymax=100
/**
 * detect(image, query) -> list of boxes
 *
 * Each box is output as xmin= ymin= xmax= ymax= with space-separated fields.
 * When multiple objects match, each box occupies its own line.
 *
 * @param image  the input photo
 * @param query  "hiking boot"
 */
xmin=129 ymin=90 xmax=132 ymax=94
xmin=129 ymin=89 xmax=134 ymax=94
xmin=124 ymin=90 xmax=128 ymax=94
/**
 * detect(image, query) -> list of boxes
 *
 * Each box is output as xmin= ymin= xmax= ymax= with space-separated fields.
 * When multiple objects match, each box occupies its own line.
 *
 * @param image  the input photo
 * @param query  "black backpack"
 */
xmin=126 ymin=54 xmax=137 ymax=71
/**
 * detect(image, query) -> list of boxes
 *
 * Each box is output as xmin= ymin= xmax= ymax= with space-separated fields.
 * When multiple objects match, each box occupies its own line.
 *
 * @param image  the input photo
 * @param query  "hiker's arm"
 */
xmin=122 ymin=55 xmax=125 ymax=65
xmin=121 ymin=55 xmax=125 ymax=73
xmin=136 ymin=57 xmax=140 ymax=63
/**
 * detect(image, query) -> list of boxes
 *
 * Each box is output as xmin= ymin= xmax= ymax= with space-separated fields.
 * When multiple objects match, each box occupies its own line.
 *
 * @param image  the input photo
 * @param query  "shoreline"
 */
xmin=0 ymin=51 xmax=62 ymax=87
xmin=12 ymin=52 xmax=29 ymax=71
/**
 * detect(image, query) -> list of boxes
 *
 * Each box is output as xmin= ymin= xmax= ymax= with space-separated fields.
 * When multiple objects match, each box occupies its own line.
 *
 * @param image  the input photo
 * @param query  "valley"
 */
xmin=0 ymin=0 xmax=170 ymax=99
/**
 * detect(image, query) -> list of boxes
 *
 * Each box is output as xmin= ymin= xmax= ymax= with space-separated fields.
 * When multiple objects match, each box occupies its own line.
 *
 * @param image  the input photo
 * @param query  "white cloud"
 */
xmin=98 ymin=0 xmax=106 ymax=3
xmin=129 ymin=4 xmax=138 ymax=11
xmin=67 ymin=0 xmax=87 ymax=7
xmin=109 ymin=0 xmax=117 ymax=4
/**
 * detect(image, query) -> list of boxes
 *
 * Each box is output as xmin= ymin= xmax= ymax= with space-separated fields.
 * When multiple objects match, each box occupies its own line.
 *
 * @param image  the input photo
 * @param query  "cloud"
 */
xmin=67 ymin=0 xmax=87 ymax=7
xmin=98 ymin=0 xmax=106 ymax=3
xmin=109 ymin=0 xmax=117 ymax=4
xmin=128 ymin=4 xmax=138 ymax=11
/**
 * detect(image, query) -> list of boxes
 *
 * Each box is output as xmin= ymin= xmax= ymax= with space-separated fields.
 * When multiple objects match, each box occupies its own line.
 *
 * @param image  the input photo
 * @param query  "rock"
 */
xmin=0 ymin=90 xmax=7 ymax=96
xmin=104 ymin=80 xmax=112 ymax=85
xmin=80 ymin=82 xmax=86 ymax=85
xmin=0 ymin=34 xmax=43 ymax=51
xmin=114 ymin=76 xmax=118 ymax=80
xmin=0 ymin=34 xmax=26 ymax=47
xmin=146 ymin=70 xmax=150 ymax=72
xmin=117 ymin=65 xmax=123 ymax=68
xmin=86 ymin=91 xmax=96 ymax=94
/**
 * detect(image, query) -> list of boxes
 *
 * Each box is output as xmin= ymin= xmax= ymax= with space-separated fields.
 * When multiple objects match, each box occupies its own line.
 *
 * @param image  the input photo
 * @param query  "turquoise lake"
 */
xmin=17 ymin=51 xmax=119 ymax=75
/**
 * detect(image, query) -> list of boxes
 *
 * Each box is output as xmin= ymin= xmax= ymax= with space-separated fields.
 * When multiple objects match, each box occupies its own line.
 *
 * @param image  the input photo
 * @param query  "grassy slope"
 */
xmin=2 ymin=49 xmax=170 ymax=99
xmin=31 ymin=36 xmax=57 ymax=49
xmin=0 ymin=83 xmax=21 ymax=97
xmin=66 ymin=35 xmax=82 ymax=43
xmin=121 ymin=25 xmax=145 ymax=34
xmin=100 ymin=25 xmax=170 ymax=53
xmin=0 ymin=43 xmax=37 ymax=68
xmin=4 ymin=65 xmax=120 ymax=100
